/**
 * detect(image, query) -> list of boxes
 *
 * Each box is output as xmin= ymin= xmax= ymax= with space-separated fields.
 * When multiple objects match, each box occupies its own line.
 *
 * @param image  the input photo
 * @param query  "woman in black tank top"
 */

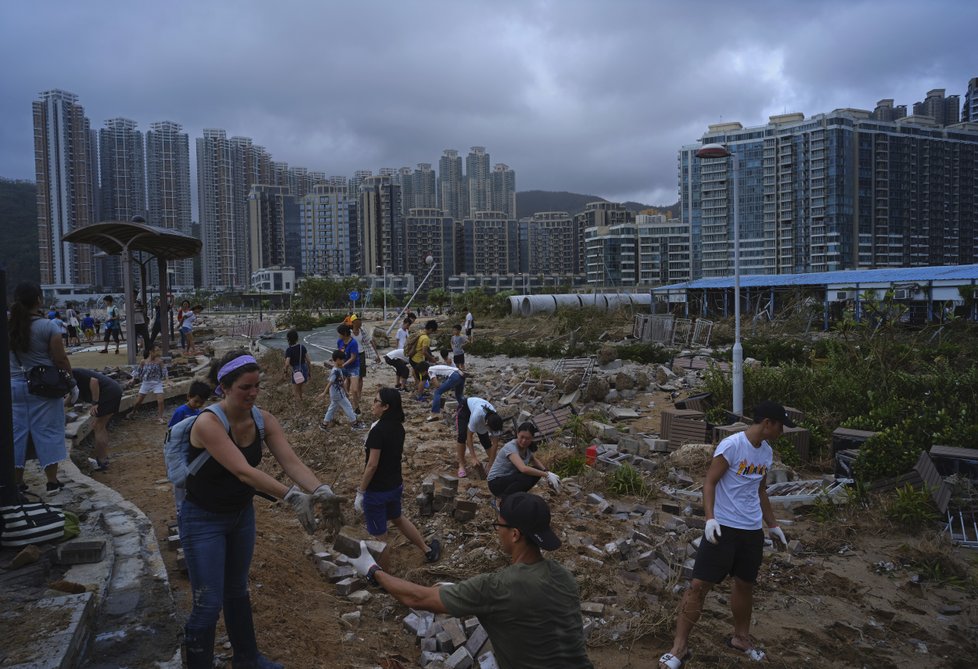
xmin=179 ymin=351 xmax=344 ymax=669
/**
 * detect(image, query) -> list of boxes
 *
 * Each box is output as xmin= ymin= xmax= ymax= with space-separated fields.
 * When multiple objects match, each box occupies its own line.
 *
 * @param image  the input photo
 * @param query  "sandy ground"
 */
xmin=72 ymin=317 xmax=978 ymax=669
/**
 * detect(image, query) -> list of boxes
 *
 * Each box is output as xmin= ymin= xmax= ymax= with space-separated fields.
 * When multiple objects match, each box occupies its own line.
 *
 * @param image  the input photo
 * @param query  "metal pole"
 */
xmin=0 ymin=268 xmax=18 ymax=505
xmin=157 ymin=256 xmax=171 ymax=358
xmin=386 ymin=262 xmax=437 ymax=336
xmin=731 ymin=151 xmax=744 ymax=416
xmin=383 ymin=266 xmax=387 ymax=323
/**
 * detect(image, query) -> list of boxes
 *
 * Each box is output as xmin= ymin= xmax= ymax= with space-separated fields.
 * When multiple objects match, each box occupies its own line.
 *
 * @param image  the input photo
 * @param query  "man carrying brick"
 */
xmin=350 ymin=492 xmax=593 ymax=669
xmin=658 ymin=400 xmax=792 ymax=669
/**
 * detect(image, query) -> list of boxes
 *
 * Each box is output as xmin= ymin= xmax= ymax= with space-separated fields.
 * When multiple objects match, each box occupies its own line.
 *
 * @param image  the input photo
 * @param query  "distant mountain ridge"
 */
xmin=517 ymin=190 xmax=679 ymax=219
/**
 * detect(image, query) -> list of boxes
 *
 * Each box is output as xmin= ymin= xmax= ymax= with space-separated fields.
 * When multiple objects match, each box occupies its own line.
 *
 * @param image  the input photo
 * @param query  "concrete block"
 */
xmin=610 ymin=406 xmax=640 ymax=420
xmin=439 ymin=474 xmax=460 ymax=492
xmin=442 ymin=617 xmax=468 ymax=649
xmin=433 ymin=494 xmax=455 ymax=513
xmin=463 ymin=617 xmax=480 ymax=635
xmin=422 ymin=477 xmax=436 ymax=494
xmin=646 ymin=438 xmax=671 ymax=453
xmin=347 ymin=589 xmax=371 ymax=604
xmin=444 ymin=647 xmax=473 ymax=669
xmin=421 ymin=636 xmax=439 ymax=652
xmin=617 ymin=434 xmax=642 ymax=454
xmin=332 ymin=528 xmax=362 ymax=558
xmin=585 ymin=493 xmax=607 ymax=506
xmin=632 ymin=530 xmax=654 ymax=545
xmin=418 ymin=493 xmax=435 ymax=517
xmin=589 ymin=421 xmax=619 ymax=440
xmin=464 ymin=625 xmax=488 ymax=657
xmin=478 ymin=651 xmax=499 ymax=669
xmin=681 ymin=558 xmax=695 ymax=580
xmin=56 ymin=540 xmax=106 ymax=565
xmin=335 ymin=577 xmax=358 ymax=596
xmin=581 ymin=601 xmax=605 ymax=616
xmin=166 ymin=534 xmax=181 ymax=551
xmin=455 ymin=499 xmax=479 ymax=514
xmin=453 ymin=509 xmax=476 ymax=522
xmin=436 ymin=630 xmax=454 ymax=652
xmin=176 ymin=548 xmax=186 ymax=571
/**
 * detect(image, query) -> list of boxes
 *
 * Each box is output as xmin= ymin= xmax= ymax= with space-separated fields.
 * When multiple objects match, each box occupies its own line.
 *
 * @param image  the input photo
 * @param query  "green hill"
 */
xmin=517 ymin=190 xmax=678 ymax=218
xmin=0 ymin=179 xmax=39 ymax=289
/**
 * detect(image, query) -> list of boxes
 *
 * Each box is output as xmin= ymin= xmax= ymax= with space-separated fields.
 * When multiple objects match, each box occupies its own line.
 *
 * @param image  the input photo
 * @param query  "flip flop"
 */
xmin=726 ymin=637 xmax=766 ymax=661
xmin=658 ymin=651 xmax=691 ymax=669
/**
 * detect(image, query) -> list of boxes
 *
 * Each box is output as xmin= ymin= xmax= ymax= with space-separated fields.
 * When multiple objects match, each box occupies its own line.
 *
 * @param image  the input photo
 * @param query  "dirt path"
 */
xmin=78 ymin=343 xmax=978 ymax=668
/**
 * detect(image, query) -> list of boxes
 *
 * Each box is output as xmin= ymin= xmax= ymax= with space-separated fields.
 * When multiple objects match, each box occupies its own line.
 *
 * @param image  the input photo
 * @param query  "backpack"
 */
xmin=403 ymin=332 xmax=423 ymax=358
xmin=163 ymin=404 xmax=265 ymax=499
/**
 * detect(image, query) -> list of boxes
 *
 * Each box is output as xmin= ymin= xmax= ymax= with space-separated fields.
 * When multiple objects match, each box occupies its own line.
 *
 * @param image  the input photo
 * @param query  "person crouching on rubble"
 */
xmin=658 ymin=400 xmax=792 ymax=669
xmin=180 ymin=351 xmax=343 ymax=669
xmin=486 ymin=422 xmax=561 ymax=503
xmin=350 ymin=492 xmax=593 ymax=669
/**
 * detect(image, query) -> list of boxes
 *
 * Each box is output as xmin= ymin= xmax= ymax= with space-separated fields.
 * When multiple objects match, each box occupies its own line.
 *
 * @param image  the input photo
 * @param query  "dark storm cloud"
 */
xmin=1 ymin=0 xmax=975 ymax=207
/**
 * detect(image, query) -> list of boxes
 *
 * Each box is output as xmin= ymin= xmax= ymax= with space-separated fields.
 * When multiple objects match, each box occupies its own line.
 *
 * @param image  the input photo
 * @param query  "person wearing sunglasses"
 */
xmin=349 ymin=492 xmax=592 ymax=669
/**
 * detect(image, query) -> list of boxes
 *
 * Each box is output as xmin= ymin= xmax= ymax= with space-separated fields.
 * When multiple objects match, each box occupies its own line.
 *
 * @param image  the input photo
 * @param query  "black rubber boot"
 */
xmin=183 ymin=625 xmax=216 ymax=669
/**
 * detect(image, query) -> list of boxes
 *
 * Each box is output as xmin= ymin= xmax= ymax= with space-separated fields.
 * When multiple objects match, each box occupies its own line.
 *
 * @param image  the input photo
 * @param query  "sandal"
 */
xmin=457 ymin=468 xmax=467 ymax=478
xmin=726 ymin=637 xmax=766 ymax=662
xmin=658 ymin=652 xmax=691 ymax=669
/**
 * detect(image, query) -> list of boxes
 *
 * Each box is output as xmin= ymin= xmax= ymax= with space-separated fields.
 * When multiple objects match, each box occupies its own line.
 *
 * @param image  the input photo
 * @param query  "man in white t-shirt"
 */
xmin=464 ymin=310 xmax=474 ymax=338
xmin=658 ymin=401 xmax=793 ymax=669
xmin=395 ymin=317 xmax=411 ymax=350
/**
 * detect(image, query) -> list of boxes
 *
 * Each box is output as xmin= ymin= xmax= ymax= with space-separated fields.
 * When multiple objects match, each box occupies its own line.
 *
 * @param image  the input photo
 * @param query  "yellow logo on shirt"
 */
xmin=736 ymin=459 xmax=768 ymax=476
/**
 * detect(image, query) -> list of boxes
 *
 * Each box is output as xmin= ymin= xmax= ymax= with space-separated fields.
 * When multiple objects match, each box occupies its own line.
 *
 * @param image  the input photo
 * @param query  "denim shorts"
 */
xmin=363 ymin=484 xmax=403 ymax=536
xmin=342 ymin=365 xmax=360 ymax=378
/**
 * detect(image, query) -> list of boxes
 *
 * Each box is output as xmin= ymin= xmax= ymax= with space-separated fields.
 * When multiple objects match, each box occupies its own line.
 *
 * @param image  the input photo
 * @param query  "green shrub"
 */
xmin=887 ymin=485 xmax=939 ymax=531
xmin=615 ymin=342 xmax=670 ymax=365
xmin=771 ymin=436 xmax=801 ymax=468
xmin=552 ymin=455 xmax=587 ymax=478
xmin=853 ymin=426 xmax=923 ymax=482
xmin=607 ymin=464 xmax=648 ymax=497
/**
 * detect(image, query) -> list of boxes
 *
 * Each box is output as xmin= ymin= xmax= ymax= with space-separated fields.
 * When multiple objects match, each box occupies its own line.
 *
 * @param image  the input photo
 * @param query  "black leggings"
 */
xmin=488 ymin=472 xmax=539 ymax=498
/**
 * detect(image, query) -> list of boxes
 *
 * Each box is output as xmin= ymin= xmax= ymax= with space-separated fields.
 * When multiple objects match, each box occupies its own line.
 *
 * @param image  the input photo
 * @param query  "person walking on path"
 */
xmin=409 ymin=319 xmax=438 ymax=401
xmin=349 ymin=315 xmax=381 ymax=410
xmin=450 ymin=323 xmax=468 ymax=371
xmin=180 ymin=304 xmax=202 ymax=355
xmin=350 ymin=492 xmax=593 ymax=669
xmin=355 ymin=388 xmax=440 ymax=564
xmin=425 ymin=351 xmax=465 ymax=422
xmin=179 ymin=350 xmax=343 ymax=668
xmin=487 ymin=422 xmax=561 ymax=501
xmin=9 ymin=281 xmax=73 ymax=493
xmin=283 ymin=329 xmax=311 ymax=401
xmin=132 ymin=299 xmax=151 ymax=357
xmin=658 ymin=400 xmax=793 ymax=669
xmin=126 ymin=347 xmax=169 ymax=423
xmin=335 ymin=323 xmax=361 ymax=412
xmin=71 ymin=368 xmax=123 ymax=471
xmin=100 ymin=295 xmax=122 ymax=354
xmin=318 ymin=350 xmax=365 ymax=430
xmin=455 ymin=396 xmax=504 ymax=479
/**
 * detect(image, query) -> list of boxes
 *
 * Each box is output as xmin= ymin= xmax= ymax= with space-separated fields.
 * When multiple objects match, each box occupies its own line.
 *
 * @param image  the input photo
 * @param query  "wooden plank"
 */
xmin=914 ymin=451 xmax=951 ymax=514
xmin=660 ymin=408 xmax=704 ymax=440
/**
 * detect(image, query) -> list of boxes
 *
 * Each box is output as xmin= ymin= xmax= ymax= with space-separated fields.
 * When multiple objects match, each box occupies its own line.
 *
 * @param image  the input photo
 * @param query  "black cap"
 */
xmin=499 ymin=492 xmax=561 ymax=551
xmin=753 ymin=400 xmax=796 ymax=428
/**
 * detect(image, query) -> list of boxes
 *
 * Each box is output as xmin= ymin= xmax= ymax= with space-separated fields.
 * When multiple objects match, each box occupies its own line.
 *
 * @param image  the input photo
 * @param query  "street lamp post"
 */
xmin=696 ymin=142 xmax=743 ymax=416
xmin=376 ymin=265 xmax=387 ymax=323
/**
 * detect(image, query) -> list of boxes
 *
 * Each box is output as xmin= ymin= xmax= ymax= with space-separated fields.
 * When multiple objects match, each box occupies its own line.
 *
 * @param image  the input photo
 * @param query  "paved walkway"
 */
xmin=1 ymin=366 xmax=203 ymax=668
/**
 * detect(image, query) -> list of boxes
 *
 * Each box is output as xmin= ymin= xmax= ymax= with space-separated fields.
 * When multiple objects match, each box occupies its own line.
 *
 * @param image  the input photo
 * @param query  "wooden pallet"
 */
xmin=668 ymin=416 xmax=711 ymax=451
xmin=526 ymin=405 xmax=576 ymax=440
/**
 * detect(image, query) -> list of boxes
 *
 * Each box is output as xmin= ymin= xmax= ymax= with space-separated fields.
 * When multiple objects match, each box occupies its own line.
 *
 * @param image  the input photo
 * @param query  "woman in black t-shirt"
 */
xmin=282 ymin=329 xmax=311 ymax=400
xmin=356 ymin=387 xmax=440 ymax=563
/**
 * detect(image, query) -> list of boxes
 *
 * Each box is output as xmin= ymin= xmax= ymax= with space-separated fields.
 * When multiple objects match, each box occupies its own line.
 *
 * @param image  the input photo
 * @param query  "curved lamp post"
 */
xmin=696 ymin=142 xmax=743 ymax=416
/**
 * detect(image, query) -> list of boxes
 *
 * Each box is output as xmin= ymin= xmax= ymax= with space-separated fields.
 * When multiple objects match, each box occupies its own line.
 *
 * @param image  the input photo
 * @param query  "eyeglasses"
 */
xmin=373 ymin=398 xmax=383 ymax=404
xmin=492 ymin=522 xmax=515 ymax=530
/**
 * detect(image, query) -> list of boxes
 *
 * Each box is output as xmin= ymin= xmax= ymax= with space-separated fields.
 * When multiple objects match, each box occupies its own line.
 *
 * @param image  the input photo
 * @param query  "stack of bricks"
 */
xmin=303 ymin=528 xmax=390 ymax=603
xmin=417 ymin=474 xmax=483 ymax=523
xmin=403 ymin=608 xmax=498 ymax=668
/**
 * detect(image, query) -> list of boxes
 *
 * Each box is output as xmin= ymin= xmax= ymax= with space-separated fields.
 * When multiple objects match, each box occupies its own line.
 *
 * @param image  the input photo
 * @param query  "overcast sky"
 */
xmin=1 ymin=0 xmax=975 ymax=206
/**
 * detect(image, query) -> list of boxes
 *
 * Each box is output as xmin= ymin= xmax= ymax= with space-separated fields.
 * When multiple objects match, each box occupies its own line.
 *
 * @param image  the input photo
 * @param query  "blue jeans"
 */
xmin=11 ymin=377 xmax=67 ymax=469
xmin=179 ymin=500 xmax=266 ymax=668
xmin=431 ymin=372 xmax=465 ymax=414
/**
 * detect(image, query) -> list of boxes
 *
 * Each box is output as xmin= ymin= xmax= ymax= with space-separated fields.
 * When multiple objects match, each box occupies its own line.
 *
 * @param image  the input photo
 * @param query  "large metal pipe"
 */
xmin=513 ymin=292 xmax=653 ymax=316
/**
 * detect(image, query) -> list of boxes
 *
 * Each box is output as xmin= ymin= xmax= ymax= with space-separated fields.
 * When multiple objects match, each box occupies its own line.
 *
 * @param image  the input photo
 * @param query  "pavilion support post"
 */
xmin=157 ymin=256 xmax=171 ymax=358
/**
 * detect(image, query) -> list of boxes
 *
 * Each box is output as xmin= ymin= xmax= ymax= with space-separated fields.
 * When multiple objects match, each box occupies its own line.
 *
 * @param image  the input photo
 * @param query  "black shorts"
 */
xmin=409 ymin=359 xmax=429 ymax=379
xmin=455 ymin=402 xmax=492 ymax=451
xmin=359 ymin=357 xmax=367 ymax=378
xmin=453 ymin=353 xmax=465 ymax=366
xmin=691 ymin=524 xmax=764 ymax=584
xmin=385 ymin=357 xmax=410 ymax=379
xmin=96 ymin=385 xmax=123 ymax=417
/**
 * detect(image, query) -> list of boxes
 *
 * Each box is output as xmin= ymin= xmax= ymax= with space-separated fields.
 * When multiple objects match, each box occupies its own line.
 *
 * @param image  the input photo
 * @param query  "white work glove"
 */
xmin=704 ymin=519 xmax=722 ymax=544
xmin=768 ymin=525 xmax=787 ymax=547
xmin=283 ymin=485 xmax=317 ymax=534
xmin=351 ymin=540 xmax=382 ymax=584
xmin=354 ymin=489 xmax=364 ymax=514
xmin=69 ymin=386 xmax=80 ymax=404
xmin=545 ymin=471 xmax=561 ymax=492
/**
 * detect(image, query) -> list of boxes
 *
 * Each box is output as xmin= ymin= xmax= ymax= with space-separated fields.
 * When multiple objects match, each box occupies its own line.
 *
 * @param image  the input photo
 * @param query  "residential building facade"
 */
xmin=248 ymin=185 xmax=299 ymax=276
xmin=299 ymin=184 xmax=358 ymax=277
xmin=404 ymin=208 xmax=456 ymax=289
xmin=490 ymin=163 xmax=517 ymax=218
xmin=438 ymin=149 xmax=465 ymax=220
xmin=33 ymin=89 xmax=98 ymax=291
xmin=358 ymin=175 xmax=403 ymax=276
xmin=522 ymin=211 xmax=577 ymax=276
xmin=462 ymin=211 xmax=518 ymax=275
xmin=146 ymin=121 xmax=194 ymax=289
